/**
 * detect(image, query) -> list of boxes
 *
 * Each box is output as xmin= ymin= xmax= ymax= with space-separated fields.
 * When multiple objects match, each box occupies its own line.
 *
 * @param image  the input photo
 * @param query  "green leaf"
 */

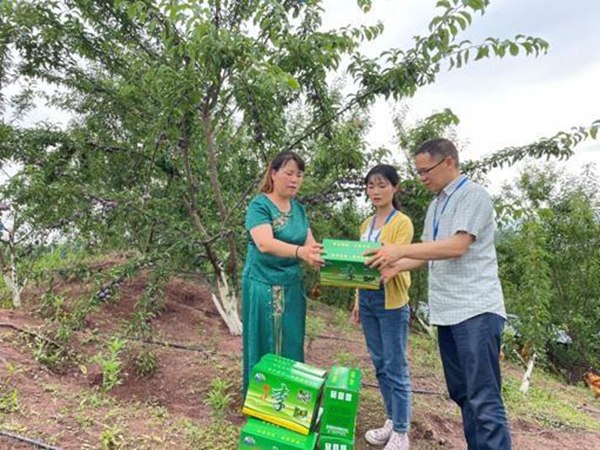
xmin=467 ymin=0 xmax=485 ymax=11
xmin=285 ymin=74 xmax=300 ymax=90
xmin=475 ymin=46 xmax=489 ymax=60
xmin=496 ymin=44 xmax=507 ymax=57
xmin=456 ymin=16 xmax=468 ymax=30
xmin=459 ymin=11 xmax=473 ymax=25
xmin=357 ymin=0 xmax=372 ymax=12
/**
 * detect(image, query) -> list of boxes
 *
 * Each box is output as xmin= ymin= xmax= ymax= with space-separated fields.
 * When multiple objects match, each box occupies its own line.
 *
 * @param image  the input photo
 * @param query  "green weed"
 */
xmin=0 ymin=385 xmax=19 ymax=413
xmin=94 ymin=338 xmax=127 ymax=392
xmin=133 ymin=349 xmax=158 ymax=377
xmin=39 ymin=292 xmax=66 ymax=321
xmin=203 ymin=378 xmax=232 ymax=421
xmin=502 ymin=373 xmax=600 ymax=431
xmin=0 ymin=363 xmax=20 ymax=413
xmin=332 ymin=308 xmax=352 ymax=331
xmin=101 ymin=425 xmax=125 ymax=450
xmin=183 ymin=420 xmax=238 ymax=450
xmin=30 ymin=336 xmax=69 ymax=371
xmin=334 ymin=350 xmax=359 ymax=368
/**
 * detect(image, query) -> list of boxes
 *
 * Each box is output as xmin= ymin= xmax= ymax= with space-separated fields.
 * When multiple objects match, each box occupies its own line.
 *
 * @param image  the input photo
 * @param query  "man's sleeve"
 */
xmin=450 ymin=188 xmax=493 ymax=239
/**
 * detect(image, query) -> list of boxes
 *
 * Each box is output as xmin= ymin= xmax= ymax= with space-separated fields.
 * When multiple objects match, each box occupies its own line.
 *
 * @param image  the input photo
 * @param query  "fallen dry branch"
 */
xmin=317 ymin=334 xmax=360 ymax=343
xmin=172 ymin=300 xmax=220 ymax=317
xmin=0 ymin=430 xmax=63 ymax=450
xmin=578 ymin=404 xmax=600 ymax=415
xmin=0 ymin=322 xmax=63 ymax=349
xmin=123 ymin=336 xmax=211 ymax=355
xmin=72 ymin=327 xmax=213 ymax=357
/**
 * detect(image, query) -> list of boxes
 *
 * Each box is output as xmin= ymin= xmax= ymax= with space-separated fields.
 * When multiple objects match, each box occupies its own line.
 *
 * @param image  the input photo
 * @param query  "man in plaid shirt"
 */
xmin=366 ymin=138 xmax=511 ymax=450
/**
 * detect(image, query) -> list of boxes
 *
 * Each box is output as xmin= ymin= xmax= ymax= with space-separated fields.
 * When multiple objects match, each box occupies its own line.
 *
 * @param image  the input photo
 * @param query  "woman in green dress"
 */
xmin=242 ymin=151 xmax=324 ymax=393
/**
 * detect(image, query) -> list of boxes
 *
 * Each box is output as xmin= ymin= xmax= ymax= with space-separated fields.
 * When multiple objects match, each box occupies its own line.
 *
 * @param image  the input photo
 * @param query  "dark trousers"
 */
xmin=438 ymin=313 xmax=512 ymax=450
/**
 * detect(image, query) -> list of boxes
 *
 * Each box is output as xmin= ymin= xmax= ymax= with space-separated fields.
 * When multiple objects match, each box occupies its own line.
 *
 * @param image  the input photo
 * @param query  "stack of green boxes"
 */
xmin=319 ymin=366 xmax=361 ymax=450
xmin=239 ymin=354 xmax=326 ymax=449
xmin=239 ymin=355 xmax=362 ymax=450
xmin=321 ymin=239 xmax=381 ymax=290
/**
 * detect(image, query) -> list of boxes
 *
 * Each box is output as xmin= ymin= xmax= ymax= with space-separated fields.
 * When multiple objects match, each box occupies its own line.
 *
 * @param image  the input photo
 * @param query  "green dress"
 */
xmin=242 ymin=194 xmax=309 ymax=392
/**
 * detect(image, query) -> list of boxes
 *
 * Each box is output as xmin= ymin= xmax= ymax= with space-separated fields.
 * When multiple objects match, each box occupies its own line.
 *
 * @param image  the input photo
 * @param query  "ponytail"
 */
xmin=259 ymin=161 xmax=275 ymax=193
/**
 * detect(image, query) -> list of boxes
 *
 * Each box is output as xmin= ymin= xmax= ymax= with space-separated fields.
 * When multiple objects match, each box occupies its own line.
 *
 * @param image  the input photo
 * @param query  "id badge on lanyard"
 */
xmin=429 ymin=176 xmax=468 ymax=270
xmin=367 ymin=208 xmax=396 ymax=242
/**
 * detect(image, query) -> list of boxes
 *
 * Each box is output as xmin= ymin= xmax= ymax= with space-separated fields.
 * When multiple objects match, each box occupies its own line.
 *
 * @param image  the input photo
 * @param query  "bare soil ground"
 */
xmin=0 ymin=261 xmax=598 ymax=449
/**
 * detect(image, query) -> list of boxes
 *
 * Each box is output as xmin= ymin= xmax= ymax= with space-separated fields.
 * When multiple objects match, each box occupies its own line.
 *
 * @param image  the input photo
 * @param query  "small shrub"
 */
xmin=125 ymin=310 xmax=155 ymax=339
xmin=39 ymin=292 xmax=66 ymax=321
xmin=133 ymin=349 xmax=158 ymax=377
xmin=94 ymin=338 xmax=127 ymax=392
xmin=101 ymin=425 xmax=124 ymax=450
xmin=332 ymin=308 xmax=352 ymax=331
xmin=30 ymin=336 xmax=69 ymax=371
xmin=203 ymin=378 xmax=232 ymax=421
xmin=0 ymin=363 xmax=20 ymax=413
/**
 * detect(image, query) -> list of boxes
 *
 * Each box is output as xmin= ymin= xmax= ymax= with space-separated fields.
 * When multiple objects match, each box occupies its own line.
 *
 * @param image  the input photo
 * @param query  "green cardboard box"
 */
xmin=243 ymin=356 xmax=325 ymax=435
xmin=320 ymin=366 xmax=361 ymax=440
xmin=319 ymin=435 xmax=354 ymax=450
xmin=239 ymin=417 xmax=319 ymax=450
xmin=262 ymin=353 xmax=327 ymax=379
xmin=320 ymin=239 xmax=380 ymax=290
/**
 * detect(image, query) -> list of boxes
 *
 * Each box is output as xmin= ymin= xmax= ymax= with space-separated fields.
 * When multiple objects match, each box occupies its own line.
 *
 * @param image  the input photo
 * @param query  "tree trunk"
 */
xmin=2 ymin=258 xmax=25 ymax=308
xmin=520 ymin=351 xmax=536 ymax=394
xmin=180 ymin=108 xmax=242 ymax=336
xmin=0 ymin=229 xmax=24 ymax=308
xmin=202 ymin=108 xmax=238 ymax=284
xmin=211 ymin=269 xmax=242 ymax=336
xmin=199 ymin=88 xmax=243 ymax=336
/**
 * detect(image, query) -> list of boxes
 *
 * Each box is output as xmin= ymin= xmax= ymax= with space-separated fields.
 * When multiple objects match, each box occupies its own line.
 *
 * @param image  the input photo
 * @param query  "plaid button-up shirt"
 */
xmin=422 ymin=176 xmax=506 ymax=326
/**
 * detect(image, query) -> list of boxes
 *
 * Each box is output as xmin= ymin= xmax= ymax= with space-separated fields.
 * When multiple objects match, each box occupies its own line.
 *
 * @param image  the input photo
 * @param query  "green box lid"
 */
xmin=325 ymin=366 xmax=361 ymax=392
xmin=262 ymin=353 xmax=327 ymax=379
xmin=252 ymin=359 xmax=325 ymax=389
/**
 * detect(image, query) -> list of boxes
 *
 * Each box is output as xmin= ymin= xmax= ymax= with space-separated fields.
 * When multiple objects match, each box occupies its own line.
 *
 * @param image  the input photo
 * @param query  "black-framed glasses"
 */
xmin=415 ymin=158 xmax=446 ymax=176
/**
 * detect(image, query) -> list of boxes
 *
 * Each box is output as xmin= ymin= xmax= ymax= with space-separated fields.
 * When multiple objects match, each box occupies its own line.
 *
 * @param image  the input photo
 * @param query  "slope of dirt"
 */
xmin=0 ymin=263 xmax=599 ymax=449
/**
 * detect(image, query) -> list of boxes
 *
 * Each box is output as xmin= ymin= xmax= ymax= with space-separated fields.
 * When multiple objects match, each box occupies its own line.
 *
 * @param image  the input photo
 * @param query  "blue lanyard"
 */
xmin=432 ymin=176 xmax=468 ymax=241
xmin=368 ymin=209 xmax=396 ymax=242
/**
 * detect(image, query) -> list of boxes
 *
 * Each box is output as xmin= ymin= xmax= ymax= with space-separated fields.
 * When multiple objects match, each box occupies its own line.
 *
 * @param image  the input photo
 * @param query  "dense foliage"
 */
xmin=497 ymin=165 xmax=600 ymax=380
xmin=0 ymin=0 xmax=598 ymax=377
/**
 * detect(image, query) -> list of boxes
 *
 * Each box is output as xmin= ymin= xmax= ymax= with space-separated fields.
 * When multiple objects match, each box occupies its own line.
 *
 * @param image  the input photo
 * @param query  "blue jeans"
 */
xmin=359 ymin=289 xmax=411 ymax=433
xmin=438 ymin=313 xmax=511 ymax=450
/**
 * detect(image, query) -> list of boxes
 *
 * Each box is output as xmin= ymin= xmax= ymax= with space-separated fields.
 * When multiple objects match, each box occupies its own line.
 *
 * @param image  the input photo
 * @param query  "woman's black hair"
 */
xmin=364 ymin=164 xmax=401 ymax=210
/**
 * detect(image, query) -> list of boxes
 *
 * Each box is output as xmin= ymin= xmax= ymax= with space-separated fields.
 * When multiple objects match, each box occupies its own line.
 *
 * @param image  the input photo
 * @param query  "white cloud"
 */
xmin=322 ymin=0 xmax=600 ymax=189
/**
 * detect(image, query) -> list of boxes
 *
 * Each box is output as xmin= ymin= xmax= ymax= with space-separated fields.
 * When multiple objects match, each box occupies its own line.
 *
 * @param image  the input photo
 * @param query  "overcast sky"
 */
xmin=322 ymin=0 xmax=600 ymax=191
